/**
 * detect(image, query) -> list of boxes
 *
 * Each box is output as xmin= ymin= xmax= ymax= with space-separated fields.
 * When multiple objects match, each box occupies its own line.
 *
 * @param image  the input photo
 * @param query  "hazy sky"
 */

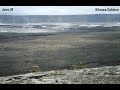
xmin=0 ymin=6 xmax=120 ymax=15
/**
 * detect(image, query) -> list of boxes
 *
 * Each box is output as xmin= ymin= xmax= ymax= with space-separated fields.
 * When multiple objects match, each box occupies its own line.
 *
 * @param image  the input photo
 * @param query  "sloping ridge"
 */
xmin=0 ymin=65 xmax=120 ymax=84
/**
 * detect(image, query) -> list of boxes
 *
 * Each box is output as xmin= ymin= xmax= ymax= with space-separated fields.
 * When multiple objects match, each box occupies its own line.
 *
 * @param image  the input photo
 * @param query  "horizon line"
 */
xmin=0 ymin=13 xmax=120 ymax=16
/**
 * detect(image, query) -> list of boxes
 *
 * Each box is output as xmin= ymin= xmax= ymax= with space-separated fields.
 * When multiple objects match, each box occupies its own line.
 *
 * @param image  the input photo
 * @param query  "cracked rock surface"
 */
xmin=0 ymin=65 xmax=120 ymax=84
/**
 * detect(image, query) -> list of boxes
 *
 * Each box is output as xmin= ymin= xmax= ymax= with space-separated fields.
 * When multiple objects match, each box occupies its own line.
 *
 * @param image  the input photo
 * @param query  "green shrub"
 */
xmin=30 ymin=66 xmax=41 ymax=73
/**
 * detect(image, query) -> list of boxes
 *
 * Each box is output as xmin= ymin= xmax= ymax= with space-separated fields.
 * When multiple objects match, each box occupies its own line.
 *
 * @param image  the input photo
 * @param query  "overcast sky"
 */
xmin=0 ymin=6 xmax=120 ymax=15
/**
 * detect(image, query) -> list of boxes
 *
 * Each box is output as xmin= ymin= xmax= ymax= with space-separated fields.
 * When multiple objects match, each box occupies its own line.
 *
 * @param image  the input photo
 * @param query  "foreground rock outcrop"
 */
xmin=0 ymin=65 xmax=120 ymax=84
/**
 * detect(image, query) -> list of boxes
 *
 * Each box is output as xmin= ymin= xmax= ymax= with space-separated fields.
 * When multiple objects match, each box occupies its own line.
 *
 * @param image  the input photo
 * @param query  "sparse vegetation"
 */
xmin=67 ymin=62 xmax=88 ymax=70
xmin=50 ymin=70 xmax=66 ymax=76
xmin=29 ymin=66 xmax=41 ymax=73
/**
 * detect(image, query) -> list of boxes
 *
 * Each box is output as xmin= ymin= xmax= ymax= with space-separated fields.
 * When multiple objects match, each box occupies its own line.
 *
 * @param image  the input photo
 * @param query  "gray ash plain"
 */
xmin=0 ymin=23 xmax=120 ymax=76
